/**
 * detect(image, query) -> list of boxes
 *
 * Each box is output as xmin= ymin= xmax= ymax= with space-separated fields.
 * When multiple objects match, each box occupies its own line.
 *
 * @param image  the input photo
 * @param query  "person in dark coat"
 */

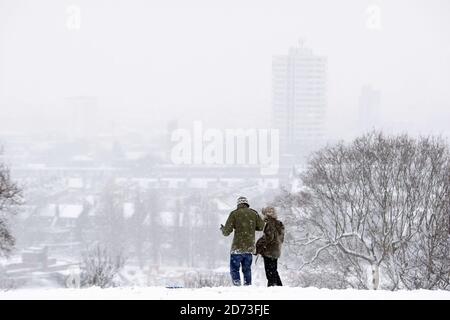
xmin=221 ymin=196 xmax=265 ymax=286
xmin=256 ymin=206 xmax=284 ymax=286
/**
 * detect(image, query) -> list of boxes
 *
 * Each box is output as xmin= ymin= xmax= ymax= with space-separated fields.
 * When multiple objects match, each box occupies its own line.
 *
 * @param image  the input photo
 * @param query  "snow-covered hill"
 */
xmin=1 ymin=286 xmax=449 ymax=300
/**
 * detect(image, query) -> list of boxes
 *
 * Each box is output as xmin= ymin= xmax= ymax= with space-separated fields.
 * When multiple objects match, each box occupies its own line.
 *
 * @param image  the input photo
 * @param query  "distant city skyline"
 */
xmin=1 ymin=0 xmax=449 ymax=139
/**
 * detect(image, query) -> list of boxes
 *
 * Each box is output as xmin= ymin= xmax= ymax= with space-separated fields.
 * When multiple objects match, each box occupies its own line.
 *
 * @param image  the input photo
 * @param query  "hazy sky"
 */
xmin=1 ymin=0 xmax=449 ymax=137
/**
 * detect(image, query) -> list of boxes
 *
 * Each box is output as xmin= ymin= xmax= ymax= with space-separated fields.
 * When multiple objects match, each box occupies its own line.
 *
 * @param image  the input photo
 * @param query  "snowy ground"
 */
xmin=1 ymin=286 xmax=449 ymax=300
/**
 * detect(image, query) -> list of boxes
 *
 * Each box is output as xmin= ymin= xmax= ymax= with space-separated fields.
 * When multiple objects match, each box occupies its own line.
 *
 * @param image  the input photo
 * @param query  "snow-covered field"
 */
xmin=1 ymin=286 xmax=449 ymax=300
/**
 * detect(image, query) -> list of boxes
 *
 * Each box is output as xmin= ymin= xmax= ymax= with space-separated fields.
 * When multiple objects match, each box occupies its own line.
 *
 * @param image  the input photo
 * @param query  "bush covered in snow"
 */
xmin=81 ymin=245 xmax=126 ymax=288
xmin=182 ymin=270 xmax=232 ymax=288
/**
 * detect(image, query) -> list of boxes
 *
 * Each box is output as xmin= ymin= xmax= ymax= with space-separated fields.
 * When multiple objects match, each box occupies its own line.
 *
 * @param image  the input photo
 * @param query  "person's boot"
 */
xmin=232 ymin=279 xmax=241 ymax=286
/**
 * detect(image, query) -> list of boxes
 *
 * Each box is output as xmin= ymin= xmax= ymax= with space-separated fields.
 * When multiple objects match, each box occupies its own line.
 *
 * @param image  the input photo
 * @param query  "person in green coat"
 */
xmin=221 ymin=196 xmax=264 ymax=286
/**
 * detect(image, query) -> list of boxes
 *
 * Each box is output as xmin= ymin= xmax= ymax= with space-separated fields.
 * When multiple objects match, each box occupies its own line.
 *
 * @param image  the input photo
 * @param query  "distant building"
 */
xmin=272 ymin=42 xmax=327 ymax=160
xmin=359 ymin=85 xmax=381 ymax=133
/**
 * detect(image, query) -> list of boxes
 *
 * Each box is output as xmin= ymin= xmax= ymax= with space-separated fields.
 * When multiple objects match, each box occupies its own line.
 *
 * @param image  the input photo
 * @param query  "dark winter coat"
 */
xmin=256 ymin=217 xmax=284 ymax=259
xmin=222 ymin=204 xmax=265 ymax=254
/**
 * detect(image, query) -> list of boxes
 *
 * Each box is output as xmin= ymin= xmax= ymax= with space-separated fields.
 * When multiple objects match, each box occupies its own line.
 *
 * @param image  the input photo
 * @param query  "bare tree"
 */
xmin=81 ymin=244 xmax=126 ymax=288
xmin=277 ymin=132 xmax=449 ymax=290
xmin=128 ymin=189 xmax=146 ymax=269
xmin=144 ymin=189 xmax=162 ymax=267
xmin=96 ymin=180 xmax=127 ymax=256
xmin=274 ymin=187 xmax=369 ymax=289
xmin=391 ymin=138 xmax=450 ymax=289
xmin=0 ymin=153 xmax=22 ymax=256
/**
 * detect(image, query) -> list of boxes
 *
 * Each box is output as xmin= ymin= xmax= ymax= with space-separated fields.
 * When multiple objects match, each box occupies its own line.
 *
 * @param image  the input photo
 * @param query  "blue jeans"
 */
xmin=230 ymin=253 xmax=253 ymax=286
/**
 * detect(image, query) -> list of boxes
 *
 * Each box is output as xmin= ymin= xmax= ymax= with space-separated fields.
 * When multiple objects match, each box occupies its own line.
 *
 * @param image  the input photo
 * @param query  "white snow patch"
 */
xmin=0 ymin=287 xmax=448 ymax=300
xmin=59 ymin=204 xmax=83 ymax=219
xmin=67 ymin=178 xmax=83 ymax=189
xmin=159 ymin=211 xmax=176 ymax=226
xmin=123 ymin=202 xmax=135 ymax=219
xmin=39 ymin=204 xmax=83 ymax=218
xmin=40 ymin=204 xmax=57 ymax=217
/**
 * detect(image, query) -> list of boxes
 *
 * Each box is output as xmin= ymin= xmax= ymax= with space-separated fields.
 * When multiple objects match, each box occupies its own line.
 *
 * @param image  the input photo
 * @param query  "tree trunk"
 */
xmin=372 ymin=264 xmax=380 ymax=290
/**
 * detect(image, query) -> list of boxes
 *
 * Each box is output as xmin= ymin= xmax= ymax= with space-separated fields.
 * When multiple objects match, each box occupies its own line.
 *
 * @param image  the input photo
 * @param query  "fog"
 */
xmin=0 ymin=1 xmax=449 ymax=290
xmin=1 ymin=0 xmax=449 ymax=136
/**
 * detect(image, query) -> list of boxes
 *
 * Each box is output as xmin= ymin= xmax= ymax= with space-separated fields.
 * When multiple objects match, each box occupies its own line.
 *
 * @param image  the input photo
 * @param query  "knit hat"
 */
xmin=237 ymin=196 xmax=249 ymax=206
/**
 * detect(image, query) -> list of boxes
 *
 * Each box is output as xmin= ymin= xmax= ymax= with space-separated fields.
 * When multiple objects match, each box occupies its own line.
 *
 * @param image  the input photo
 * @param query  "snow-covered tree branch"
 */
xmin=275 ymin=132 xmax=450 ymax=290
xmin=0 ymin=151 xmax=22 ymax=257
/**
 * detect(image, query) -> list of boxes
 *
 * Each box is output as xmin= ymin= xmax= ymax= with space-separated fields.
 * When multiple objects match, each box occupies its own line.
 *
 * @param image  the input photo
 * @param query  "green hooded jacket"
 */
xmin=221 ymin=204 xmax=265 ymax=254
